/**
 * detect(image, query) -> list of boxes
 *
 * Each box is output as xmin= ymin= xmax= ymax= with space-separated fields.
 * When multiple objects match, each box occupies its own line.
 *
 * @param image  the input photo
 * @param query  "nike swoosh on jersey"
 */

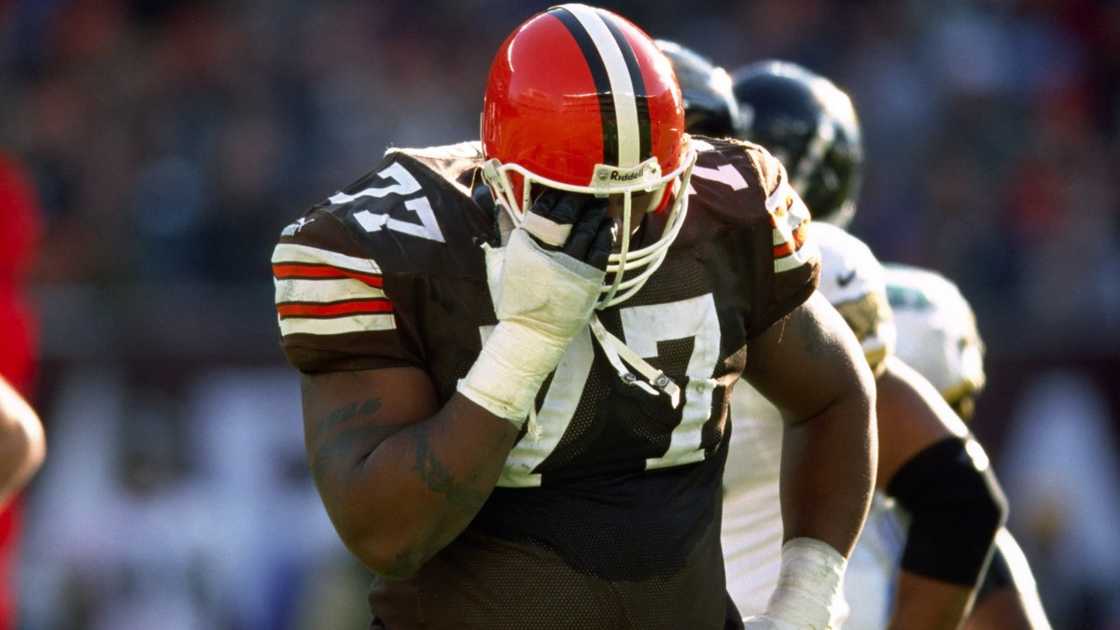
xmin=837 ymin=269 xmax=857 ymax=287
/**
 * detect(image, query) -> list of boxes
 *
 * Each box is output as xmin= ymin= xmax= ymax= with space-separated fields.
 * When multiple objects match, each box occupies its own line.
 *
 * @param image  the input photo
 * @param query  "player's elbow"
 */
xmin=351 ymin=538 xmax=425 ymax=579
xmin=335 ymin=518 xmax=433 ymax=579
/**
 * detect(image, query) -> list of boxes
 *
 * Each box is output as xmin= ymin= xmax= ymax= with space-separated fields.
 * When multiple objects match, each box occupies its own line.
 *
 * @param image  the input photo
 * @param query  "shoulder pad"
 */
xmin=812 ymin=223 xmax=895 ymax=371
xmin=688 ymin=137 xmax=816 ymax=268
xmin=885 ymin=264 xmax=985 ymax=399
xmin=293 ymin=147 xmax=496 ymax=278
xmin=685 ymin=136 xmax=820 ymax=335
xmin=687 ymin=136 xmax=777 ymax=227
xmin=385 ymin=141 xmax=484 ymax=193
xmin=813 ymin=223 xmax=886 ymax=305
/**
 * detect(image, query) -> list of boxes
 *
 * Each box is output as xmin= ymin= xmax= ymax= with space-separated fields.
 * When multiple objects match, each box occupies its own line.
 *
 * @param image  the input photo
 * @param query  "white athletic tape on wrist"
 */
xmin=764 ymin=538 xmax=849 ymax=629
xmin=458 ymin=229 xmax=603 ymax=425
xmin=521 ymin=211 xmax=574 ymax=248
xmin=458 ymin=322 xmax=567 ymax=424
xmin=493 ymin=230 xmax=604 ymax=338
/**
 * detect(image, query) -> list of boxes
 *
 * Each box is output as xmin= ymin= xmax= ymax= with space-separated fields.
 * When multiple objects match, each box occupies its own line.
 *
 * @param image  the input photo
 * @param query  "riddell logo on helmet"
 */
xmin=594 ymin=163 xmax=656 ymax=185
xmin=608 ymin=170 xmax=643 ymax=181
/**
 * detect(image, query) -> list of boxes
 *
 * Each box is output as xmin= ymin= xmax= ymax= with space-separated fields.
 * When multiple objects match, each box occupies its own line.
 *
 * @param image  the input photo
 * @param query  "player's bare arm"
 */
xmin=743 ymin=291 xmax=877 ymax=626
xmin=0 ymin=374 xmax=45 ymax=505
xmin=301 ymin=366 xmax=518 ymax=577
xmin=875 ymin=357 xmax=1007 ymax=630
xmin=746 ymin=291 xmax=876 ymax=554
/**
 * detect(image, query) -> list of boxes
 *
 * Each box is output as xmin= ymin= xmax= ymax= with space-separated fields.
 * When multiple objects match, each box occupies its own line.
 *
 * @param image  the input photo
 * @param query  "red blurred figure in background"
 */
xmin=0 ymin=153 xmax=47 ymax=630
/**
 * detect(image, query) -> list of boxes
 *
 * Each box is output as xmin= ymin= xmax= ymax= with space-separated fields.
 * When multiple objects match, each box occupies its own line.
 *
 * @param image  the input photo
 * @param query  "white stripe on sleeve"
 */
xmin=274 ymin=277 xmax=387 ymax=306
xmin=279 ymin=314 xmax=396 ymax=337
xmin=271 ymin=243 xmax=383 ymax=274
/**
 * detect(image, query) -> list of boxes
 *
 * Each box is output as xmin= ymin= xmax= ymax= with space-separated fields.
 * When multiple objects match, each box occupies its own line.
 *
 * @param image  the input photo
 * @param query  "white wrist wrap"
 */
xmin=764 ymin=538 xmax=849 ymax=629
xmin=458 ymin=229 xmax=603 ymax=425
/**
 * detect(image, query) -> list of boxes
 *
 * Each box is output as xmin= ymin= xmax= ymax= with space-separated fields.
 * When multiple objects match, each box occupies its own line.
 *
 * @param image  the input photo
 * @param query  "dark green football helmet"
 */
xmin=655 ymin=39 xmax=742 ymax=139
xmin=731 ymin=60 xmax=864 ymax=228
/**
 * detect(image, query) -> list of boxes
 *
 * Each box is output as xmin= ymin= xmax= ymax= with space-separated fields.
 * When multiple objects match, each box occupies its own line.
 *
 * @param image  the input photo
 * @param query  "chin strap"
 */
xmin=588 ymin=315 xmax=681 ymax=408
xmin=525 ymin=316 xmax=681 ymax=438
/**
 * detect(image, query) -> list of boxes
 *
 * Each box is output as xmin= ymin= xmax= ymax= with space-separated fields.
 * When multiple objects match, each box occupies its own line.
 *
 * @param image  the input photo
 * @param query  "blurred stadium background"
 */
xmin=1 ymin=0 xmax=1118 ymax=628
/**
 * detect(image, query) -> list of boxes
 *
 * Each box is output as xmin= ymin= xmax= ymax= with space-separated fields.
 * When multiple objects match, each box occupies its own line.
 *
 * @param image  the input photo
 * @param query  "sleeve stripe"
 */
xmin=279 ymin=313 xmax=396 ymax=336
xmin=774 ymin=255 xmax=808 ymax=273
xmin=271 ymin=243 xmax=382 ymax=274
xmin=271 ymin=243 xmax=397 ymax=336
xmin=274 ymin=277 xmax=386 ymax=305
xmin=278 ymin=298 xmax=393 ymax=319
xmin=774 ymin=235 xmax=819 ymax=273
xmin=772 ymin=223 xmax=810 ymax=258
xmin=272 ymin=263 xmax=384 ymax=287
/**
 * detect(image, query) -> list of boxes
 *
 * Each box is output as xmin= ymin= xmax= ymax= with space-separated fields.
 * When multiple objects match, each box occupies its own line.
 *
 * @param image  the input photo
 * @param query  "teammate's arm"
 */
xmin=743 ymin=291 xmax=877 ymax=626
xmin=0 ymin=375 xmax=45 ymax=505
xmin=298 ymin=192 xmax=612 ymax=579
xmin=875 ymin=357 xmax=1007 ymax=630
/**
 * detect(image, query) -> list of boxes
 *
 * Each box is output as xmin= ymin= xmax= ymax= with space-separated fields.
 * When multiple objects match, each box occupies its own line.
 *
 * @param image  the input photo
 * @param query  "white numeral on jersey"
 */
xmin=354 ymin=197 xmax=445 ymax=243
xmin=496 ymin=326 xmax=595 ymax=488
xmin=333 ymin=162 xmax=446 ymax=243
xmin=620 ymin=293 xmax=721 ymax=469
xmin=493 ymin=294 xmax=722 ymax=487
xmin=687 ymin=163 xmax=750 ymax=196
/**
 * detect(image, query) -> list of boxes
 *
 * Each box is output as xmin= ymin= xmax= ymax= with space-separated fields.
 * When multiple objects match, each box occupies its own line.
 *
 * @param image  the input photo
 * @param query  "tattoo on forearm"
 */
xmin=412 ymin=424 xmax=490 ymax=513
xmin=318 ymin=398 xmax=382 ymax=434
xmin=310 ymin=397 xmax=384 ymax=478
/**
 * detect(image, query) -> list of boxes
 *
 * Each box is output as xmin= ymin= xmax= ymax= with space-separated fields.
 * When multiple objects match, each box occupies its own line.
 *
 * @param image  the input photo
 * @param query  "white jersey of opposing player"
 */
xmin=884 ymin=263 xmax=986 ymax=404
xmin=840 ymin=264 xmax=989 ymax=628
xmin=722 ymin=222 xmax=896 ymax=619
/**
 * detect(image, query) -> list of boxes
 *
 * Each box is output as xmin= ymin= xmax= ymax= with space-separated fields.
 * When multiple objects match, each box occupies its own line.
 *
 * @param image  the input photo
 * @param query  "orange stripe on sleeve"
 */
xmin=272 ymin=263 xmax=384 ymax=287
xmin=773 ymin=223 xmax=810 ymax=258
xmin=277 ymin=298 xmax=393 ymax=319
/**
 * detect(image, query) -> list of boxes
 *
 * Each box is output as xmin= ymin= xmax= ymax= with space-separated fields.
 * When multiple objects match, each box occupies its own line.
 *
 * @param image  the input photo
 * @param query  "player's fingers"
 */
xmin=562 ymin=200 xmax=609 ymax=262
xmin=528 ymin=189 xmax=560 ymax=218
xmin=549 ymin=192 xmax=583 ymax=225
xmin=586 ymin=214 xmax=615 ymax=271
xmin=524 ymin=189 xmax=573 ymax=247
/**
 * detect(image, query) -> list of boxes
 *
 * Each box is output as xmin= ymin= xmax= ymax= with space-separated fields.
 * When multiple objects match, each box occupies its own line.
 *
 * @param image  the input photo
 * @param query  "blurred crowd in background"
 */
xmin=0 ymin=0 xmax=1117 ymax=629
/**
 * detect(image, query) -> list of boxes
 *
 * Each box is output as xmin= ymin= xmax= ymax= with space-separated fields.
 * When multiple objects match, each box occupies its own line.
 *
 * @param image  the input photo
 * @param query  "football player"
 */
xmin=884 ymin=264 xmax=1052 ymax=630
xmin=272 ymin=6 xmax=878 ymax=629
xmin=660 ymin=42 xmax=1020 ymax=629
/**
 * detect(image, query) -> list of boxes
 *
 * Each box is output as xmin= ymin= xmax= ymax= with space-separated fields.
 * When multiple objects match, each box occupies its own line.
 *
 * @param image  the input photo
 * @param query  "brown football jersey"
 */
xmin=272 ymin=137 xmax=819 ymax=629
